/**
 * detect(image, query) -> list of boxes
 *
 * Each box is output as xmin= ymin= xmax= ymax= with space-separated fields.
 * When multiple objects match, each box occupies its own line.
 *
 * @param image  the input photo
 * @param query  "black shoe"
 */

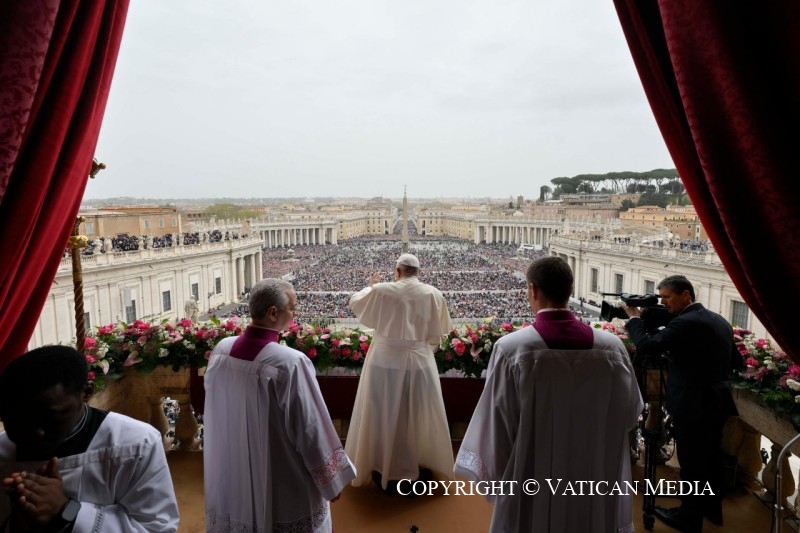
xmin=418 ymin=468 xmax=434 ymax=483
xmin=653 ymin=506 xmax=702 ymax=533
xmin=371 ymin=471 xmax=396 ymax=496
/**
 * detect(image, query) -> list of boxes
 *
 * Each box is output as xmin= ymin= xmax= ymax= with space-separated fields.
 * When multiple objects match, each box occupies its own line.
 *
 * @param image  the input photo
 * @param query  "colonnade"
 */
xmin=234 ymin=250 xmax=262 ymax=295
xmin=259 ymin=225 xmax=337 ymax=248
xmin=475 ymin=223 xmax=555 ymax=246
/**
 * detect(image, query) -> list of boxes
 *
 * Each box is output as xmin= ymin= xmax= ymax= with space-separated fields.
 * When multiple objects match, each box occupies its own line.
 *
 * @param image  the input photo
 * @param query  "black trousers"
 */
xmin=671 ymin=412 xmax=726 ymax=523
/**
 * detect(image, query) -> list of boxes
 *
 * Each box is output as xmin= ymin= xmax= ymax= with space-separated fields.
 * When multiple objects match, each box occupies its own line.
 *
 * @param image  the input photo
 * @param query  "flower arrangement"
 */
xmin=437 ymin=319 xmax=528 ymax=377
xmin=80 ymin=317 xmax=534 ymax=388
xmin=593 ymin=321 xmax=636 ymax=354
xmin=731 ymin=328 xmax=800 ymax=414
xmin=279 ymin=322 xmax=372 ymax=370
xmin=83 ymin=316 xmax=243 ymax=389
xmin=83 ymin=315 xmax=798 ymax=417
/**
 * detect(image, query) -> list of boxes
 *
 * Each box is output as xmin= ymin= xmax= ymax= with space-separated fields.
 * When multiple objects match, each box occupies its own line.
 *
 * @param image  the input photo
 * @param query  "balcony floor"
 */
xmin=169 ymin=444 xmax=776 ymax=532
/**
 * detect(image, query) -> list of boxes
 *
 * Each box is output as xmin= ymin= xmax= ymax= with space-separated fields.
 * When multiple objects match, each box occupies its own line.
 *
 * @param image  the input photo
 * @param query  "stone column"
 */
xmin=236 ymin=256 xmax=245 ymax=295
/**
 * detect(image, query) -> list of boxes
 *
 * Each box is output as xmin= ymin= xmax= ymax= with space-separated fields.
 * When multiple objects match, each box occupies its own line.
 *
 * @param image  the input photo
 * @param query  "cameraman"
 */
xmin=622 ymin=275 xmax=743 ymax=533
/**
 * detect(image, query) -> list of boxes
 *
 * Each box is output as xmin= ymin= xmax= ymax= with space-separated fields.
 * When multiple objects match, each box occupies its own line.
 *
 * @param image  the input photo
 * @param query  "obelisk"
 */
xmin=402 ymin=186 xmax=409 ymax=253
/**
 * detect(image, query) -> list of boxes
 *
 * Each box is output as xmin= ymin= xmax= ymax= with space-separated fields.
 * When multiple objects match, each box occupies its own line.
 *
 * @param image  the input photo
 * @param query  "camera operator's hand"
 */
xmin=621 ymin=304 xmax=642 ymax=318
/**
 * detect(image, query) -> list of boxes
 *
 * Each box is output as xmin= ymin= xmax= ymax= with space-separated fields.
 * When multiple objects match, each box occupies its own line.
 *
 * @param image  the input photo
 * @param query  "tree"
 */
xmin=637 ymin=192 xmax=670 ymax=208
xmin=539 ymin=185 xmax=552 ymax=202
xmin=204 ymin=203 xmax=260 ymax=220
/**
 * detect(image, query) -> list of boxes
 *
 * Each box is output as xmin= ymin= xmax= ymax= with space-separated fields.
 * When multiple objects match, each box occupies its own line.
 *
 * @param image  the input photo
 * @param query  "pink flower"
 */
xmin=85 ymin=354 xmax=97 ymax=364
xmin=359 ymin=335 xmax=368 ymax=342
xmin=84 ymin=337 xmax=97 ymax=349
xmin=453 ymin=340 xmax=466 ymax=356
xmin=501 ymin=323 xmax=513 ymax=332
xmin=307 ymin=347 xmax=318 ymax=359
xmin=98 ymin=324 xmax=115 ymax=335
xmin=179 ymin=319 xmax=193 ymax=328
xmin=359 ymin=342 xmax=369 ymax=353
xmin=444 ymin=352 xmax=453 ymax=361
xmin=124 ymin=354 xmax=142 ymax=366
xmin=341 ymin=347 xmax=352 ymax=358
xmin=137 ymin=335 xmax=149 ymax=345
xmin=788 ymin=365 xmax=800 ymax=378
xmin=470 ymin=344 xmax=482 ymax=358
xmin=205 ymin=350 xmax=212 ymax=360
xmin=332 ymin=339 xmax=341 ymax=347
xmin=352 ymin=351 xmax=362 ymax=361
xmin=87 ymin=371 xmax=96 ymax=380
xmin=745 ymin=357 xmax=761 ymax=368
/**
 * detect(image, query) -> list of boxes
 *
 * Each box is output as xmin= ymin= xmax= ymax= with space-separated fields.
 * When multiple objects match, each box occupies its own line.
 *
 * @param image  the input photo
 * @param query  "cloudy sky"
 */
xmin=87 ymin=0 xmax=674 ymax=201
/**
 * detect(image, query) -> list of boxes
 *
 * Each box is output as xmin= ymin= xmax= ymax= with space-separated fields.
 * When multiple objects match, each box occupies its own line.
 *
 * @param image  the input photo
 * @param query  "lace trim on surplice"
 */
xmin=310 ymin=447 xmax=350 ymax=487
xmin=206 ymin=510 xmax=265 ymax=533
xmin=456 ymin=447 xmax=489 ymax=481
xmin=206 ymin=500 xmax=328 ymax=533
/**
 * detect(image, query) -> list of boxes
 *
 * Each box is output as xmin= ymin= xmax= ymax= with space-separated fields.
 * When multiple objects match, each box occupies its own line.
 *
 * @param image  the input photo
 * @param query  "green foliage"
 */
xmin=204 ymin=203 xmax=261 ymax=220
xmin=637 ymin=192 xmax=671 ymax=208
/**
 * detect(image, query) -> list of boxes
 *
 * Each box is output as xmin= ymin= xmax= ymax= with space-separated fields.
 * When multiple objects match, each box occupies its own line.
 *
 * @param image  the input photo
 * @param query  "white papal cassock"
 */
xmin=204 ymin=339 xmax=356 ymax=533
xmin=346 ymin=276 xmax=454 ymax=488
xmin=0 ymin=412 xmax=180 ymax=532
xmin=455 ymin=327 xmax=643 ymax=533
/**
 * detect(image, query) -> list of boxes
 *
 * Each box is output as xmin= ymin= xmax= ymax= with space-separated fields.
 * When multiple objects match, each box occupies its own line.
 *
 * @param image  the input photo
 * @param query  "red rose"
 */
xmin=307 ymin=347 xmax=318 ymax=359
xmin=359 ymin=342 xmax=369 ymax=353
xmin=342 ymin=347 xmax=352 ymax=358
xmin=453 ymin=342 xmax=466 ymax=356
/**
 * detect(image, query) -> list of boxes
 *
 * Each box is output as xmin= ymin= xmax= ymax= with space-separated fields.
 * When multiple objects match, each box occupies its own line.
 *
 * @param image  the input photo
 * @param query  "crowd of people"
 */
xmin=66 ymin=229 xmax=248 ymax=257
xmin=256 ymin=239 xmax=548 ymax=321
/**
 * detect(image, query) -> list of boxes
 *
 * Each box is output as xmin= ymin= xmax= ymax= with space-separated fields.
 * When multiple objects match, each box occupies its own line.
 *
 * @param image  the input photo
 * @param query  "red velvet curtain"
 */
xmin=0 ymin=1 xmax=129 ymax=371
xmin=614 ymin=1 xmax=800 ymax=361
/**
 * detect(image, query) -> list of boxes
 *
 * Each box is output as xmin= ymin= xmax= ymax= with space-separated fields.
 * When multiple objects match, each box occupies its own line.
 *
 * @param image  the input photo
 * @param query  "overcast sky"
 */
xmin=87 ymin=0 xmax=674 ymax=201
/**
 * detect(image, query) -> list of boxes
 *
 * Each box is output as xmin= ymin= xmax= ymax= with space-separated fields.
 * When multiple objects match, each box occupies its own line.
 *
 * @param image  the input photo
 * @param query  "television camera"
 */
xmin=599 ymin=292 xmax=672 ymax=334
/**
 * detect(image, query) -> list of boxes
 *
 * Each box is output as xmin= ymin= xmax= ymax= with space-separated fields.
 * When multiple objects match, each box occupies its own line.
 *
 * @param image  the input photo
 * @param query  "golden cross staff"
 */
xmin=68 ymin=217 xmax=89 ymax=353
xmin=71 ymin=158 xmax=106 ymax=353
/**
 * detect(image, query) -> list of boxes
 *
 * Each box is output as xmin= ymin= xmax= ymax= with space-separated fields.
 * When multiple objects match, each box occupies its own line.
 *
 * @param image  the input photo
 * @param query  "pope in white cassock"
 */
xmin=346 ymin=253 xmax=454 ymax=492
xmin=455 ymin=257 xmax=644 ymax=533
xmin=204 ymin=279 xmax=356 ymax=533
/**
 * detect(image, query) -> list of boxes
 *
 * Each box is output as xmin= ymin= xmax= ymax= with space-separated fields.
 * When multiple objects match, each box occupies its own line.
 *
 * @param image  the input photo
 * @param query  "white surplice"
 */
xmin=203 ymin=338 xmax=356 ymax=533
xmin=455 ymin=327 xmax=644 ymax=533
xmin=0 ymin=412 xmax=180 ymax=532
xmin=346 ymin=276 xmax=454 ymax=487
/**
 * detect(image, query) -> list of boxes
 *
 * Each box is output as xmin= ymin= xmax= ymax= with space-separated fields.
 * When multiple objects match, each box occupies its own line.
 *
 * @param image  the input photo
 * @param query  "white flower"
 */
xmin=182 ymin=340 xmax=195 ymax=350
xmin=159 ymin=348 xmax=169 ymax=358
xmin=787 ymin=379 xmax=800 ymax=392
